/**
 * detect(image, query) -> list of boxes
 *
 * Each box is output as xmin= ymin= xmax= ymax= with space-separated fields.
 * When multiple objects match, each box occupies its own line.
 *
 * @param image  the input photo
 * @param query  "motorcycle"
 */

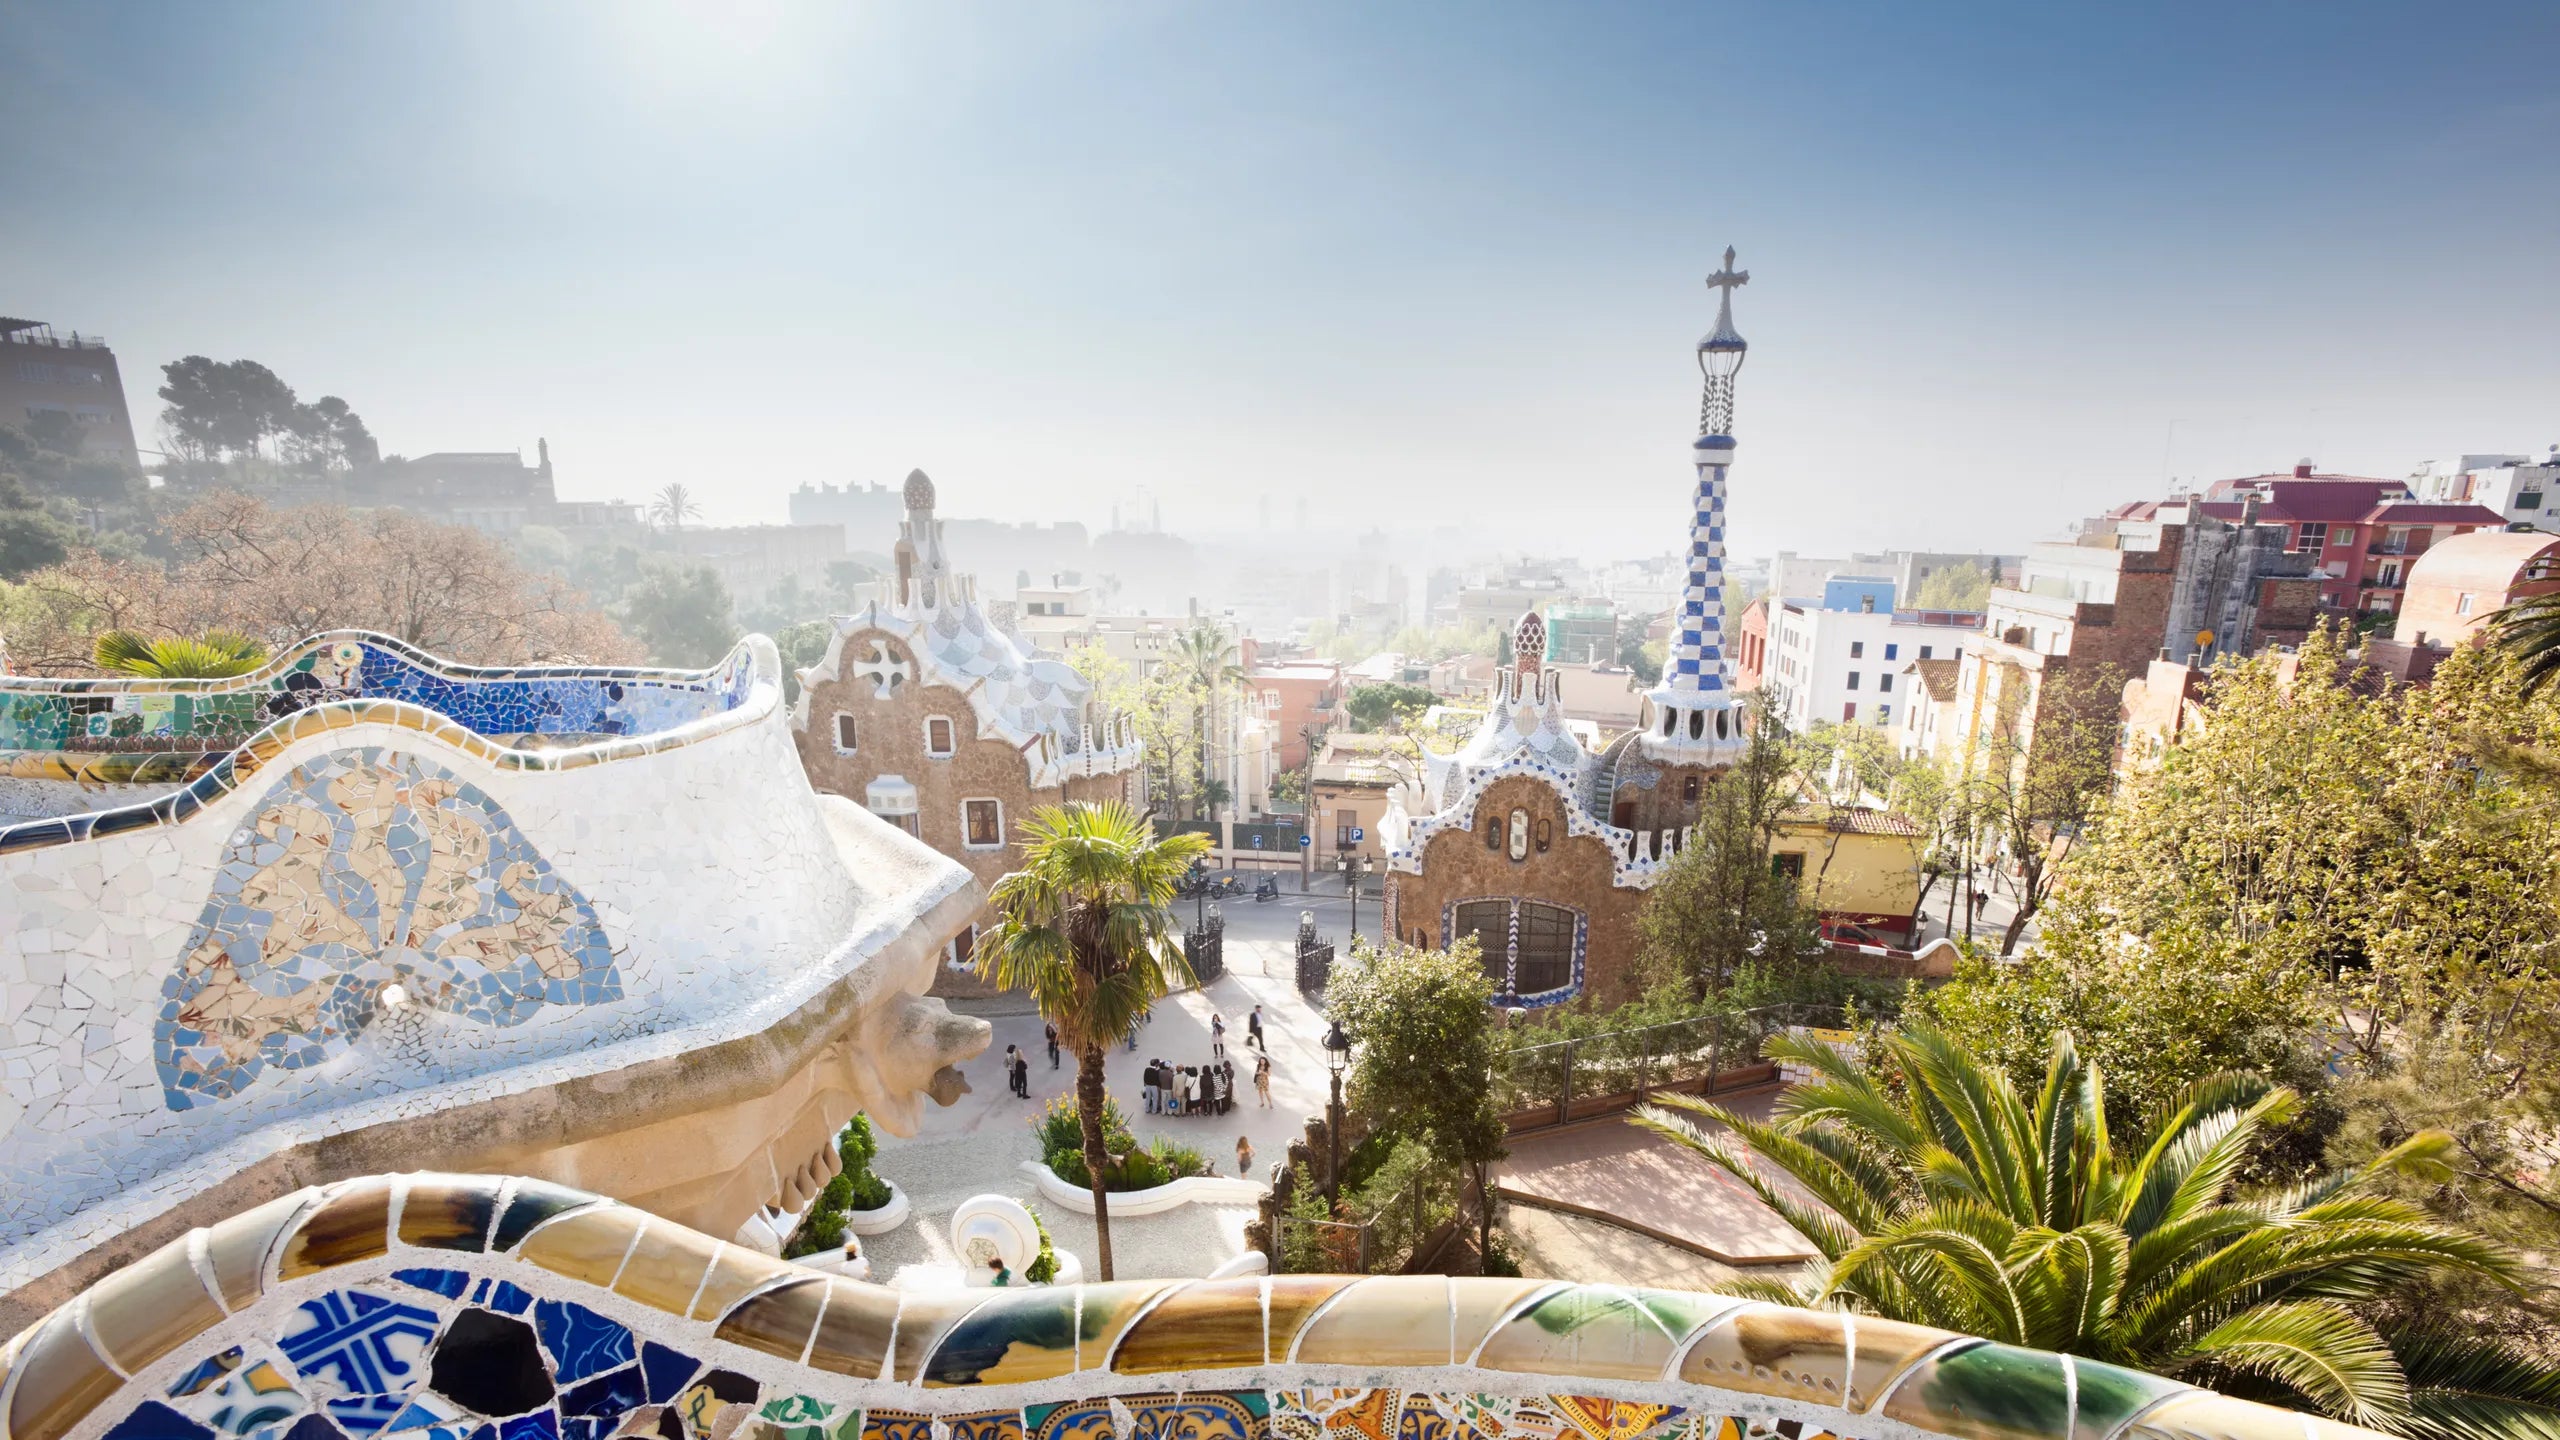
xmin=1253 ymin=877 xmax=1280 ymax=902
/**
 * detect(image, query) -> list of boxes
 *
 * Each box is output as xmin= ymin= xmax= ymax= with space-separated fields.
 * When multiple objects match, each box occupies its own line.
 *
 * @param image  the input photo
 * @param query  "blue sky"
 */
xmin=4 ymin=1 xmax=2555 ymax=562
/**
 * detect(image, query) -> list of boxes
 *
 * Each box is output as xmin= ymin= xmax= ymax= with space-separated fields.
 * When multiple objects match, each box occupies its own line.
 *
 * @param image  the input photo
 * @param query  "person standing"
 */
xmin=1140 ymin=1058 xmax=1158 ymax=1114
xmin=1013 ymin=1047 xmax=1031 ymax=1099
xmin=1247 ymin=1004 xmax=1265 ymax=1051
xmin=1210 ymin=1014 xmax=1227 ymax=1059
xmin=1045 ymin=1023 xmax=1060 ymax=1070
xmin=1254 ymin=1051 xmax=1272 ymax=1108
xmin=1236 ymin=1135 xmax=1255 ymax=1178
xmin=1002 ymin=1045 xmax=1022 ymax=1098
xmin=1181 ymin=1065 xmax=1198 ymax=1117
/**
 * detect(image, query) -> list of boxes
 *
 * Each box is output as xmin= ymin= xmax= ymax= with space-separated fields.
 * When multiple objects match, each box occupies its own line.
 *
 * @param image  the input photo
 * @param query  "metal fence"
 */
xmin=1183 ymin=917 xmax=1226 ymax=985
xmin=1494 ymin=1002 xmax=1825 ymax=1123
xmin=1295 ymin=917 xmax=1335 ymax=1000
xmin=1232 ymin=820 xmax=1308 ymax=855
xmin=1276 ymin=1167 xmax=1471 ymax=1275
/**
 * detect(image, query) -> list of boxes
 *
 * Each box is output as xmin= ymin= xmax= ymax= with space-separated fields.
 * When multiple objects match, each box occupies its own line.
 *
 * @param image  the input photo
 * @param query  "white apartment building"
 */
xmin=1760 ymin=577 xmax=1978 ymax=733
xmin=2410 ymin=449 xmax=2560 ymax=533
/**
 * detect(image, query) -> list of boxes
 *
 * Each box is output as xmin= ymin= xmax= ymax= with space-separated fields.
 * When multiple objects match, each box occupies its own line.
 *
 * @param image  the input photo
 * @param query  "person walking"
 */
xmin=1247 ymin=1004 xmax=1265 ymax=1051
xmin=1254 ymin=1051 xmax=1272 ymax=1107
xmin=1236 ymin=1135 xmax=1255 ymax=1178
xmin=1210 ymin=1014 xmax=1227 ymax=1059
xmin=1004 ymin=1045 xmax=1027 ymax=1099
xmin=1045 ymin=1023 xmax=1060 ymax=1070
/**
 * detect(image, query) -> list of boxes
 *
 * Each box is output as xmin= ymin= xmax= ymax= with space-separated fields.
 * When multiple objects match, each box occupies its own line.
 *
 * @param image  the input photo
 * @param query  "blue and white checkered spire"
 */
xmin=1643 ymin=249 xmax=1752 ymax=761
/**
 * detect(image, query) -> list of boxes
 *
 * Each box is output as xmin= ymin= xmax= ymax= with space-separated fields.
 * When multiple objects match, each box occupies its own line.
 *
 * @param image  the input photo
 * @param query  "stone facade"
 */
xmin=1383 ymin=773 xmax=1650 ymax=1006
xmin=788 ymin=472 xmax=1144 ymax=999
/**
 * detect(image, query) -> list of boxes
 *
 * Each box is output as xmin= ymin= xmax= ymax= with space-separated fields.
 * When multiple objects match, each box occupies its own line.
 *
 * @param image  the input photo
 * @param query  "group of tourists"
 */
xmin=1141 ymin=1003 xmax=1275 ymax=1118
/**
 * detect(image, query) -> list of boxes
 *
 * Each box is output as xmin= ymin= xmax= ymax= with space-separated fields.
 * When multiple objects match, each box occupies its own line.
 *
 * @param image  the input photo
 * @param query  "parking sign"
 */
xmin=1351 ymin=827 xmax=1365 ymax=843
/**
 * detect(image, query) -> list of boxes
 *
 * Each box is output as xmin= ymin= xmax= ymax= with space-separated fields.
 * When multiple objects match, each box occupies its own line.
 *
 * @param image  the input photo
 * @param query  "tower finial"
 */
xmin=1696 ymin=245 xmax=1751 ymax=437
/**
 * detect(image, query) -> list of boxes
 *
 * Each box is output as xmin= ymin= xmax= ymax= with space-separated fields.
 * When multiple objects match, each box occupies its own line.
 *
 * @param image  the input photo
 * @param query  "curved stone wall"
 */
xmin=0 ymin=1174 xmax=2376 ymax=1440
xmin=0 ymin=636 xmax=985 ymax=1331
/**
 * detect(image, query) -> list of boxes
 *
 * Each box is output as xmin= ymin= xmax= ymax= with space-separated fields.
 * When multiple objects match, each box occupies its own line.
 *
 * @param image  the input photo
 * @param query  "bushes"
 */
xmin=781 ymin=1113 xmax=894 ymax=1259
xmin=1032 ymin=1095 xmax=1213 ymax=1192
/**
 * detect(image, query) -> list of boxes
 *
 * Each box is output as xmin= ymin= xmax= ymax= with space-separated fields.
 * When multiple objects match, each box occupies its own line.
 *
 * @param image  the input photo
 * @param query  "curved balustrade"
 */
xmin=0 ymin=633 xmax=764 ymax=848
xmin=0 ymin=1173 xmax=2380 ymax=1440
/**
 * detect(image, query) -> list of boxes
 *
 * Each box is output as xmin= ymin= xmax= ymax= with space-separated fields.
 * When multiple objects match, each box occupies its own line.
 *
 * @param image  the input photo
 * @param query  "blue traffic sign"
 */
xmin=1251 ymin=834 xmax=1265 ymax=848
xmin=1351 ymin=827 xmax=1365 ymax=843
xmin=1297 ymin=833 xmax=1312 ymax=848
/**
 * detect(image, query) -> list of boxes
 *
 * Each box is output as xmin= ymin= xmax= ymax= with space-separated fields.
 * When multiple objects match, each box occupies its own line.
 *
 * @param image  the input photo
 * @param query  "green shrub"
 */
xmin=1024 ymin=1208 xmax=1060 ymax=1285
xmin=783 ymin=1113 xmax=895 ymax=1257
xmin=840 ymin=1112 xmax=892 ymax=1210
xmin=1033 ymin=1095 xmax=1208 ymax=1192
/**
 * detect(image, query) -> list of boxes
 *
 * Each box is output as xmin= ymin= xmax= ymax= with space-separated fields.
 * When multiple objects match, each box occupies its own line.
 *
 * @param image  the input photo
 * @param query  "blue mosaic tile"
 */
xmin=558 ymin=1366 xmax=645 ymax=1422
xmin=107 ymin=1401 xmax=218 ymax=1440
xmin=394 ymin=1269 xmax=472 ymax=1301
xmin=639 ymin=1344 xmax=703 ymax=1405
xmin=533 ymin=1299 xmax=635 ymax=1385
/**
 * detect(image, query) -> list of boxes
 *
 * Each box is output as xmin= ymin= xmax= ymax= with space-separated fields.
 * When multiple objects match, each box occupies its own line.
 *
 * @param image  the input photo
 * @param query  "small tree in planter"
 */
xmin=784 ymin=1114 xmax=895 ymax=1257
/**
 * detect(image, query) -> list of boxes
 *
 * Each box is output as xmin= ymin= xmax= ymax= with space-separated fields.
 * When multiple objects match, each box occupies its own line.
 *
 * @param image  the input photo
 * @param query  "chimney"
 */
xmin=2294 ymin=460 xmax=2315 ymax=479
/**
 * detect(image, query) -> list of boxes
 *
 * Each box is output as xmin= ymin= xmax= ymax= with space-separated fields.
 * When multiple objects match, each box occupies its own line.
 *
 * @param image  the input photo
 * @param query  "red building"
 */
xmin=2195 ymin=464 xmax=2510 ymax=621
xmin=1248 ymin=660 xmax=1344 ymax=771
xmin=1731 ymin=596 xmax=1771 ymax=691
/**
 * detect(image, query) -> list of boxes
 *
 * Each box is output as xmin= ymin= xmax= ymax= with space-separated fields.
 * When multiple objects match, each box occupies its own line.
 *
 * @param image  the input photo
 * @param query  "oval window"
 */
xmin=1535 ymin=818 xmax=1553 ymax=852
xmin=1508 ymin=808 xmax=1530 ymax=861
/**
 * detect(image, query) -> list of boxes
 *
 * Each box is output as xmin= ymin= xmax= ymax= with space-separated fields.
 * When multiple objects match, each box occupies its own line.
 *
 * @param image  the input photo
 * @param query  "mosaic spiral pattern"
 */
xmin=0 ymin=1174 xmax=2383 ymax=1440
xmin=154 ymin=749 xmax=621 ymax=1111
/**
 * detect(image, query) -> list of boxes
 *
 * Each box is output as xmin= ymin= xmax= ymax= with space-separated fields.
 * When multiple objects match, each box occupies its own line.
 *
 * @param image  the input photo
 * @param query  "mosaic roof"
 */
xmin=0 ymin=1172 xmax=2390 ymax=1440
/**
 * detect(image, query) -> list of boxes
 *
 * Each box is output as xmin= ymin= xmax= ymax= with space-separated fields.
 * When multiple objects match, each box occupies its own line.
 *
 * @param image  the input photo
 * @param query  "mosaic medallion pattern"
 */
xmin=153 ymin=748 xmax=621 ymax=1109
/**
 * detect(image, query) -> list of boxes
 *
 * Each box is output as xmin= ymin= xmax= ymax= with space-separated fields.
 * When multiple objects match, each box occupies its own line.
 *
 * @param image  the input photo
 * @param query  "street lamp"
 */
xmin=1192 ymin=860 xmax=1207 ymax=929
xmin=1338 ymin=852 xmax=1369 ymax=945
xmin=1323 ymin=1017 xmax=1352 ymax=1203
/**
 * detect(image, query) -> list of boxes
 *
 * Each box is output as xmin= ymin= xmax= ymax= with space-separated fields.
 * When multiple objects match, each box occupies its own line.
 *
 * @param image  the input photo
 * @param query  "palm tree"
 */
xmin=648 ymin=482 xmax=702 ymax=533
xmin=93 ymin=629 xmax=268 ymax=679
xmin=1174 ymin=622 xmax=1243 ymax=819
xmin=2488 ymin=592 xmax=2560 ymax=696
xmin=974 ymin=801 xmax=1211 ymax=1279
xmin=1633 ymin=1024 xmax=2560 ymax=1439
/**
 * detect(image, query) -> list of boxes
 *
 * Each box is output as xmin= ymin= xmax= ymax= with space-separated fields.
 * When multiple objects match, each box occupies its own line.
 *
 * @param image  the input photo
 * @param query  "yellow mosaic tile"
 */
xmin=4 ymin=1315 xmax=120 ymax=1440
xmin=1678 ymin=1305 xmax=1851 ymax=1407
xmin=516 ymin=1204 xmax=650 ymax=1290
xmin=1108 ymin=1278 xmax=1266 ymax=1375
xmin=1295 ymin=1277 xmax=1455 ymax=1368
xmin=805 ymin=1277 xmax=904 ymax=1379
xmin=82 ymin=1237 xmax=223 ymax=1375
xmin=1477 ymin=1285 xmax=1678 ymax=1382
xmin=607 ymin=1222 xmax=724 ymax=1317
xmin=203 ymin=1190 xmax=318 ymax=1312
xmin=1843 ymin=1314 xmax=1959 ymax=1411
xmin=275 ymin=1177 xmax=395 ymax=1280
xmin=715 ymin=1277 xmax=833 ymax=1364
xmin=684 ymin=1242 xmax=796 ymax=1321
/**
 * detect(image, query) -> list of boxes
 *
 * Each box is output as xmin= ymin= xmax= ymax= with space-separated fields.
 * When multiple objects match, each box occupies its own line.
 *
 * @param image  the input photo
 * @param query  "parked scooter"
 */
xmin=1253 ymin=876 xmax=1280 ymax=902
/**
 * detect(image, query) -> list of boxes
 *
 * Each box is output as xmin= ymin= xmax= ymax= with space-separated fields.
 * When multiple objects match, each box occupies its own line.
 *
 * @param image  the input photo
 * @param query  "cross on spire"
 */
xmin=1706 ymin=246 xmax=1748 ymax=295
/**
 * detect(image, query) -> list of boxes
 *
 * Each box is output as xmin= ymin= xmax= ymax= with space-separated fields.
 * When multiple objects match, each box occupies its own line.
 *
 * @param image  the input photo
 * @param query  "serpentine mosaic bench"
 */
xmin=0 ymin=1174 xmax=2378 ymax=1440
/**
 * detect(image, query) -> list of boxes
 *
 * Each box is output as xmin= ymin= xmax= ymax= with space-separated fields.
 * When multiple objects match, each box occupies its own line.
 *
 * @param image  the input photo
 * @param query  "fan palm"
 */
xmin=92 ymin=629 xmax=268 ymax=679
xmin=2489 ymin=592 xmax=2560 ymax=697
xmin=1633 ymin=1024 xmax=2556 ymax=1438
xmin=648 ymin=482 xmax=702 ymax=533
xmin=973 ymin=801 xmax=1210 ymax=1280
xmin=1173 ymin=622 xmax=1243 ymax=817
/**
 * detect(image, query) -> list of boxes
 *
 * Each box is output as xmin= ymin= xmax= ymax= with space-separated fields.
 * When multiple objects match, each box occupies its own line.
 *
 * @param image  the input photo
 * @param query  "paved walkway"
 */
xmin=1492 ymin=1093 xmax=1822 ymax=1266
xmin=866 ymin=884 xmax=1368 ymax=1281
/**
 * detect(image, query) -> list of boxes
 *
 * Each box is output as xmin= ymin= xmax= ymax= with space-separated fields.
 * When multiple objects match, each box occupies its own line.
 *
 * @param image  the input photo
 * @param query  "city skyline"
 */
xmin=5 ymin=1 xmax=2556 ymax=561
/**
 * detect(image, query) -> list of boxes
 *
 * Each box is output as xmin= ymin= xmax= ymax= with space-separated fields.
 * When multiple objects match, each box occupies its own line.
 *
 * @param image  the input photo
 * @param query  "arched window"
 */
xmin=1534 ymin=818 xmax=1552 ymax=853
xmin=1515 ymin=903 xmax=1576 ymax=995
xmin=1507 ymin=808 xmax=1530 ymax=861
xmin=1483 ymin=817 xmax=1502 ymax=850
xmin=1452 ymin=901 xmax=1510 ymax=986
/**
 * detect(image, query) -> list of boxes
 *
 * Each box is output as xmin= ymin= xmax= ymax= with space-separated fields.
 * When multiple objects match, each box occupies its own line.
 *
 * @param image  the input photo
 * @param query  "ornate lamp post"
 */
xmin=1338 ymin=852 xmax=1369 ymax=944
xmin=1322 ymin=1017 xmax=1352 ymax=1203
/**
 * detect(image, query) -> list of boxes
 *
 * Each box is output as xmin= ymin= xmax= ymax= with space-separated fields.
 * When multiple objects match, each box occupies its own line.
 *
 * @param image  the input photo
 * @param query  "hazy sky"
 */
xmin=5 ymin=1 xmax=2556 ymax=563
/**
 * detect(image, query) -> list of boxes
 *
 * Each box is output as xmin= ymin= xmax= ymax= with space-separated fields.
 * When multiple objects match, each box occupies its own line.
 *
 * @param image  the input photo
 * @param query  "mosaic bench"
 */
xmin=0 ymin=1173 xmax=2378 ymax=1440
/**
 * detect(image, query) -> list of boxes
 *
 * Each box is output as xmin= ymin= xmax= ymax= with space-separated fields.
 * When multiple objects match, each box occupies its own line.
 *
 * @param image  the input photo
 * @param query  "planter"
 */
xmin=844 ymin=1179 xmax=911 ymax=1236
xmin=1018 ymin=1160 xmax=1266 ymax=1216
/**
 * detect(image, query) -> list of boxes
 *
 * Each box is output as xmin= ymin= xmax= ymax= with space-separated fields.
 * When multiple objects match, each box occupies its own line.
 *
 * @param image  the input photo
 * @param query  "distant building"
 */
xmin=2396 ymin=528 xmax=2560 ymax=649
xmin=1546 ymin=660 xmax=1645 ymax=729
xmin=1732 ymin=596 xmax=1771 ymax=692
xmin=1 ymin=317 xmax=138 ymax=465
xmin=1540 ymin=600 xmax=1617 ymax=665
xmin=2410 ymin=449 xmax=2560 ymax=534
xmin=676 ymin=523 xmax=847 ymax=605
xmin=1249 ymin=660 xmax=1344 ymax=772
xmin=1896 ymin=656 xmax=1961 ymax=760
xmin=1310 ymin=732 xmax=1403 ymax=869
xmin=1426 ymin=653 xmax=1498 ymax=701
xmin=340 ymin=441 xmax=643 ymax=539
xmin=1761 ymin=577 xmax=1980 ymax=733
xmin=2189 ymin=464 xmax=2508 ymax=620
xmin=1770 ymin=549 xmax=2016 ymax=608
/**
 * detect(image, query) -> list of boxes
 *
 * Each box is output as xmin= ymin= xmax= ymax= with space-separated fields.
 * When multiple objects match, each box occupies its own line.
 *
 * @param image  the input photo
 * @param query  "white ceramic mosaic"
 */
xmin=0 ymin=635 xmax=973 ymax=1299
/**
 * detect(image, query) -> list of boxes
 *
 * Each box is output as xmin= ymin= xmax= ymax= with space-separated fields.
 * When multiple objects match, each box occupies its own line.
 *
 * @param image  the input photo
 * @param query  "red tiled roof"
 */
xmin=2360 ymin=501 xmax=2510 ymax=526
xmin=2237 ymin=480 xmax=2411 ymax=523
